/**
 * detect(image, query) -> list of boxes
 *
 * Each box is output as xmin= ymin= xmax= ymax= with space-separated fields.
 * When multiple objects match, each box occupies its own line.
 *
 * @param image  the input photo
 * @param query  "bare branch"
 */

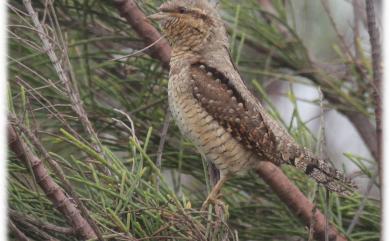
xmin=365 ymin=0 xmax=382 ymax=163
xmin=114 ymin=0 xmax=171 ymax=69
xmin=365 ymin=0 xmax=382 ymax=235
xmin=9 ymin=209 xmax=74 ymax=235
xmin=8 ymin=124 xmax=96 ymax=240
xmin=12 ymin=217 xmax=61 ymax=241
xmin=9 ymin=221 xmax=31 ymax=241
xmin=9 ymin=114 xmax=105 ymax=241
xmin=256 ymin=162 xmax=348 ymax=241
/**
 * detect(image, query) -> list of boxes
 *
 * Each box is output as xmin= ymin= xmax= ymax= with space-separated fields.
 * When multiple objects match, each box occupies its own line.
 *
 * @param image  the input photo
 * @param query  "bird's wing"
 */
xmin=190 ymin=62 xmax=356 ymax=194
xmin=190 ymin=63 xmax=279 ymax=162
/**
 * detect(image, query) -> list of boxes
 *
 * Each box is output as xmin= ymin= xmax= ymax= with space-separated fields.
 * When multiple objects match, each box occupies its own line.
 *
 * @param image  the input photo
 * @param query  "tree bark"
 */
xmin=114 ymin=0 xmax=171 ymax=69
xmin=256 ymin=162 xmax=348 ymax=241
xmin=8 ymin=125 xmax=96 ymax=240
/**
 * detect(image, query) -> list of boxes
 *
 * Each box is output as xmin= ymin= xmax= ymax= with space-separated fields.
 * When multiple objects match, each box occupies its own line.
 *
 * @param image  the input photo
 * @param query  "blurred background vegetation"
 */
xmin=7 ymin=0 xmax=381 ymax=240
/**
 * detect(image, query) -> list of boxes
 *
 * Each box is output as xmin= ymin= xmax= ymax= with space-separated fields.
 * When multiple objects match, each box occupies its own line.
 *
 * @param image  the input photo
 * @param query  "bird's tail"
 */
xmin=286 ymin=147 xmax=357 ymax=195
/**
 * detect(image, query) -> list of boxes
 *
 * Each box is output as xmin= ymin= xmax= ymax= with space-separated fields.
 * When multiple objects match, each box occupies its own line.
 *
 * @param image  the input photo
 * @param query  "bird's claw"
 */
xmin=200 ymin=194 xmax=224 ymax=211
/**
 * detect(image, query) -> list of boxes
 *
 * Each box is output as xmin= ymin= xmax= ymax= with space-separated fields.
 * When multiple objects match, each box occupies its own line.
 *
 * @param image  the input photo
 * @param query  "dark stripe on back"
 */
xmin=304 ymin=164 xmax=316 ymax=175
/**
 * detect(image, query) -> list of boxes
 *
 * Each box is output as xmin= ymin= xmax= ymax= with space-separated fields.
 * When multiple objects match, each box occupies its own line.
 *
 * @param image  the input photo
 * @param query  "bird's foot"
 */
xmin=200 ymin=193 xmax=223 ymax=211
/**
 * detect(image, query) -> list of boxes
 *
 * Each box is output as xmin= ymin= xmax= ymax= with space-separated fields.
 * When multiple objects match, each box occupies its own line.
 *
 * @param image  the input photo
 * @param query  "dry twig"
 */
xmin=23 ymin=0 xmax=103 ymax=154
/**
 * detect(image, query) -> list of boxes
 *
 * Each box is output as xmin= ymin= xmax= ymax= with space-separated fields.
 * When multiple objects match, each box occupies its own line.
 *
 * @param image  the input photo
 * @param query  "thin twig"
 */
xmin=325 ymin=190 xmax=330 ymax=241
xmin=353 ymin=0 xmax=362 ymax=60
xmin=156 ymin=110 xmax=172 ymax=190
xmin=12 ymin=217 xmax=61 ymax=241
xmin=317 ymin=88 xmax=329 ymax=241
xmin=114 ymin=0 xmax=171 ymax=69
xmin=9 ymin=221 xmax=31 ymax=241
xmin=23 ymin=0 xmax=104 ymax=155
xmin=13 ymin=76 xmax=81 ymax=140
xmin=9 ymin=209 xmax=74 ymax=235
xmin=346 ymin=171 xmax=377 ymax=235
xmin=109 ymin=35 xmax=166 ymax=62
xmin=320 ymin=0 xmax=354 ymax=61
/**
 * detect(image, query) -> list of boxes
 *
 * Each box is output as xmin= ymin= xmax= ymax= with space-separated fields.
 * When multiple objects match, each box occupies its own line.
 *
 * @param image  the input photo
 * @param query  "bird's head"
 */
xmin=149 ymin=0 xmax=225 ymax=53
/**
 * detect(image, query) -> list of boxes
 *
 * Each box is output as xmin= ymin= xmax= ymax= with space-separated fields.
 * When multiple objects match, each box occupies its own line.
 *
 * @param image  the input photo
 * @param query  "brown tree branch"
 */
xmin=256 ymin=162 xmax=348 ymax=241
xmin=114 ymin=2 xmax=349 ymax=240
xmin=365 ymin=0 xmax=382 ymax=168
xmin=9 ymin=209 xmax=74 ymax=235
xmin=114 ymin=0 xmax=171 ymax=69
xmin=8 ymin=125 xmax=96 ymax=240
xmin=12 ymin=217 xmax=61 ymax=241
xmin=9 ymin=221 xmax=31 ymax=241
xmin=9 ymin=114 xmax=105 ymax=241
xmin=365 ymin=0 xmax=382 ymax=235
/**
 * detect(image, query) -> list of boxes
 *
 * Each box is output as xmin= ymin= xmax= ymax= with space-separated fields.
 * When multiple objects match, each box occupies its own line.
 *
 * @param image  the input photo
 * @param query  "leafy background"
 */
xmin=7 ymin=0 xmax=380 ymax=240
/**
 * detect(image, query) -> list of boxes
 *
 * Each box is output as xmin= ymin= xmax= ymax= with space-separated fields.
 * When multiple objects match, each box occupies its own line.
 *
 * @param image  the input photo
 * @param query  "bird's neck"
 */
xmin=170 ymin=48 xmax=201 ymax=65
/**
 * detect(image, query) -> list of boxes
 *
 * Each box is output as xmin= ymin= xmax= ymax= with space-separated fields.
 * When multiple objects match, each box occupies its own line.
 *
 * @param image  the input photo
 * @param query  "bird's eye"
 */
xmin=177 ymin=6 xmax=187 ymax=14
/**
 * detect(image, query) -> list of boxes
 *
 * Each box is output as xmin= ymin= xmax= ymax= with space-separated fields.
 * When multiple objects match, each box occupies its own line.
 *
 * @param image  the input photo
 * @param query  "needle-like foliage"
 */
xmin=8 ymin=0 xmax=380 ymax=240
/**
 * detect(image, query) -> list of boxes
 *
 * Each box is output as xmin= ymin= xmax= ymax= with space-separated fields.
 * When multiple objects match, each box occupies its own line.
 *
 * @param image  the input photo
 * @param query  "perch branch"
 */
xmin=8 ymin=125 xmax=96 ymax=240
xmin=114 ymin=0 xmax=171 ymax=69
xmin=256 ymin=162 xmax=348 ymax=241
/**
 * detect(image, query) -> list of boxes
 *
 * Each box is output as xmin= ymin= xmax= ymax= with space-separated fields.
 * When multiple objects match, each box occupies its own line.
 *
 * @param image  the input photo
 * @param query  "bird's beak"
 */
xmin=148 ymin=12 xmax=168 ymax=21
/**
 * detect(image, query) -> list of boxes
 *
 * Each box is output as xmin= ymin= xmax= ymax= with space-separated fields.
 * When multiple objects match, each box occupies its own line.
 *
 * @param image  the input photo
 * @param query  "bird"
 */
xmin=149 ymin=0 xmax=356 ymax=209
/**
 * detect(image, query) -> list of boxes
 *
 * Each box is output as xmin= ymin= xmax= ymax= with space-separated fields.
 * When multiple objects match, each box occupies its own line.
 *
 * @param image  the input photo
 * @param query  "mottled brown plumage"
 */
xmin=150 ymin=0 xmax=356 ymax=204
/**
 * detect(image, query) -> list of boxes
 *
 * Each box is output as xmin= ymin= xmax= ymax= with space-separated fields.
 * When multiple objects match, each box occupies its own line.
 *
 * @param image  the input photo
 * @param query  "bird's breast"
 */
xmin=168 ymin=67 xmax=258 ymax=176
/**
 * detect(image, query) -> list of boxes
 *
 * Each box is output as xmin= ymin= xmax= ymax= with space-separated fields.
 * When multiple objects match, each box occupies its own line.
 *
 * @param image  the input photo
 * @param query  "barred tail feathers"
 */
xmin=288 ymin=148 xmax=356 ymax=195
